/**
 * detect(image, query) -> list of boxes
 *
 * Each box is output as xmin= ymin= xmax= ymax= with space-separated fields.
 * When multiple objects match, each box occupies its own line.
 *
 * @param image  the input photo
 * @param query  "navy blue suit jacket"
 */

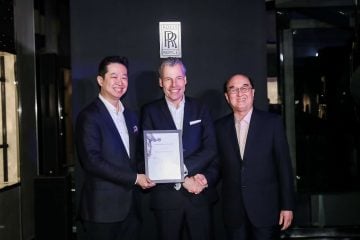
xmin=215 ymin=108 xmax=295 ymax=227
xmin=140 ymin=97 xmax=219 ymax=209
xmin=75 ymin=98 xmax=139 ymax=223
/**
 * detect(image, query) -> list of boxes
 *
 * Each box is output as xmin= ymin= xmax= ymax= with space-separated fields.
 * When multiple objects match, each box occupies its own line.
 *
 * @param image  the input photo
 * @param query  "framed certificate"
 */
xmin=144 ymin=130 xmax=184 ymax=183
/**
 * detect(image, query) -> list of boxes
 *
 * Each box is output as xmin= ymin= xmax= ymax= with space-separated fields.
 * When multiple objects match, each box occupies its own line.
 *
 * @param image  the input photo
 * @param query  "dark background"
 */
xmin=1 ymin=0 xmax=360 ymax=239
xmin=70 ymin=1 xmax=267 ymax=239
xmin=70 ymin=0 xmax=268 ymax=119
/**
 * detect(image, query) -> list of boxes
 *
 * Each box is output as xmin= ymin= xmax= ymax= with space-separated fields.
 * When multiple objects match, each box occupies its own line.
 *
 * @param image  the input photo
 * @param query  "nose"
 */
xmin=171 ymin=79 xmax=177 ymax=87
xmin=116 ymin=77 xmax=124 ymax=85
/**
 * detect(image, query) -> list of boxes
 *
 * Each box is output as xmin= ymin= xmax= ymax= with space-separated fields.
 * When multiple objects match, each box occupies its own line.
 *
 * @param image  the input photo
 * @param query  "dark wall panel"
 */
xmin=70 ymin=0 xmax=267 ymax=120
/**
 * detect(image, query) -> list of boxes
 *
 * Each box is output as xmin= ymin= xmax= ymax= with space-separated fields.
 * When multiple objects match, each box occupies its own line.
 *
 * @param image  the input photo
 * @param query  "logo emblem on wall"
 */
xmin=159 ymin=22 xmax=182 ymax=58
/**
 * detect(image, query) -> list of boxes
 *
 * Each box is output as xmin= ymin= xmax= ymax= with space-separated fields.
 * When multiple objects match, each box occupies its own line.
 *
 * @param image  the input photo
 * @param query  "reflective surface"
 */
xmin=277 ymin=5 xmax=360 ymax=192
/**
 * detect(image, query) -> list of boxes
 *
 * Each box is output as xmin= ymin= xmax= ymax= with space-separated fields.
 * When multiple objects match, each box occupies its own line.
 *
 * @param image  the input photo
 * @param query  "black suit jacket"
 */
xmin=215 ymin=108 xmax=295 ymax=227
xmin=140 ymin=97 xmax=219 ymax=209
xmin=75 ymin=98 xmax=139 ymax=223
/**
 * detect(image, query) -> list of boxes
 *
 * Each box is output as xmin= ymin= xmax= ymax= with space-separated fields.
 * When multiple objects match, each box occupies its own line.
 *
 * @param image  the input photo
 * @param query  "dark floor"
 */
xmin=281 ymin=226 xmax=360 ymax=239
xmin=69 ymin=226 xmax=360 ymax=240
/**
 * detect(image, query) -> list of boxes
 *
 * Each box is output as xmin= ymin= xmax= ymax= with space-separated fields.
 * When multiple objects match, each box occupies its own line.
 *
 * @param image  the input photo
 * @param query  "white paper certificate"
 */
xmin=144 ymin=130 xmax=184 ymax=183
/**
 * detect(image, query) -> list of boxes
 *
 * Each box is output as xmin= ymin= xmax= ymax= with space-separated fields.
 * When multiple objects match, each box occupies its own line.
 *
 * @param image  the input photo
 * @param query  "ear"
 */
xmin=97 ymin=76 xmax=104 ymax=87
xmin=224 ymin=92 xmax=230 ymax=103
xmin=184 ymin=76 xmax=187 ymax=85
xmin=159 ymin=78 xmax=163 ymax=88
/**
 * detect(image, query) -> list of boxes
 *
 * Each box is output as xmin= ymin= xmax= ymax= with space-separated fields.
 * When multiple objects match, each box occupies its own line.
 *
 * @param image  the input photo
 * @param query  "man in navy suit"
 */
xmin=75 ymin=56 xmax=155 ymax=240
xmin=216 ymin=74 xmax=295 ymax=240
xmin=140 ymin=58 xmax=218 ymax=240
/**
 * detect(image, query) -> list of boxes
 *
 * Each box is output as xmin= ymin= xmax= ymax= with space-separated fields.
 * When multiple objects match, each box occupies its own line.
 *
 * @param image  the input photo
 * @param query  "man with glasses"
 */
xmin=215 ymin=74 xmax=295 ymax=240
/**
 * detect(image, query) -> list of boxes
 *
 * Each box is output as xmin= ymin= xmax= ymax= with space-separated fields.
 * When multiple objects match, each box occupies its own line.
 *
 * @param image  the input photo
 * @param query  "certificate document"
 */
xmin=144 ymin=130 xmax=184 ymax=183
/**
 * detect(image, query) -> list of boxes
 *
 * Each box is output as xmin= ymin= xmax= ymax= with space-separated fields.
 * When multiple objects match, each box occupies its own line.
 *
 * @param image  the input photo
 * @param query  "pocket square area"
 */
xmin=189 ymin=119 xmax=201 ymax=125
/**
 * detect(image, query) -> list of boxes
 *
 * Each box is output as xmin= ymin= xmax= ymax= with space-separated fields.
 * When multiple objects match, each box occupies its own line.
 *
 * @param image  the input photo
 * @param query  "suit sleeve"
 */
xmin=76 ymin=111 xmax=137 ymax=188
xmin=137 ymin=105 xmax=155 ymax=174
xmin=202 ymin=154 xmax=220 ymax=187
xmin=273 ymin=116 xmax=295 ymax=210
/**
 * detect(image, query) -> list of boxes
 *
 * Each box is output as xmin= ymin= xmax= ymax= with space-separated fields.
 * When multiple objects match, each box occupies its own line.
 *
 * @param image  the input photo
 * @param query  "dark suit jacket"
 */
xmin=140 ymin=97 xmax=219 ymax=209
xmin=215 ymin=108 xmax=295 ymax=227
xmin=75 ymin=97 xmax=139 ymax=223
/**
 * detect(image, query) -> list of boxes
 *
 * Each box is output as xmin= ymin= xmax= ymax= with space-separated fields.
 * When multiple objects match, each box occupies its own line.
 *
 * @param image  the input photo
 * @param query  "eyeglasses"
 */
xmin=227 ymin=87 xmax=253 ymax=94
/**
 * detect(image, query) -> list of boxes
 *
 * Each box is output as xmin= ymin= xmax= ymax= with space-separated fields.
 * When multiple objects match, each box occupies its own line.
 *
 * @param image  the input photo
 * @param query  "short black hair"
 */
xmin=223 ymin=74 xmax=254 ymax=93
xmin=98 ymin=56 xmax=129 ymax=77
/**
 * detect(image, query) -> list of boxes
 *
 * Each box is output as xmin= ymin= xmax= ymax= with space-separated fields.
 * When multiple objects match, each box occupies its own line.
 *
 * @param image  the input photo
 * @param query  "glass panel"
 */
xmin=0 ymin=51 xmax=20 ymax=189
xmin=277 ymin=6 xmax=360 ymax=192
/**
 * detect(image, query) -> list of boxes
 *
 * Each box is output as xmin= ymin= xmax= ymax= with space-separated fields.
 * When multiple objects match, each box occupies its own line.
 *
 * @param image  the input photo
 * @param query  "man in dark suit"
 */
xmin=140 ymin=58 xmax=218 ymax=240
xmin=75 ymin=56 xmax=155 ymax=240
xmin=216 ymin=74 xmax=295 ymax=240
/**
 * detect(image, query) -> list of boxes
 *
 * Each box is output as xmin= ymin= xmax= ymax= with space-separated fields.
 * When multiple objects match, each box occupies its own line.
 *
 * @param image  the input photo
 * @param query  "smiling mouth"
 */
xmin=170 ymin=89 xmax=180 ymax=93
xmin=113 ymin=86 xmax=125 ymax=93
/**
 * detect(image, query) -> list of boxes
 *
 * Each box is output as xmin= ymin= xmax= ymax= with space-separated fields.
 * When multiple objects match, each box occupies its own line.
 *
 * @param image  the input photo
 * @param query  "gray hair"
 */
xmin=158 ymin=57 xmax=186 ymax=78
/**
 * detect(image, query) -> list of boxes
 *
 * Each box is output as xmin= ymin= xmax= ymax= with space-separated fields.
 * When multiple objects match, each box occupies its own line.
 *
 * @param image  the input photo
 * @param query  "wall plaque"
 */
xmin=159 ymin=22 xmax=182 ymax=58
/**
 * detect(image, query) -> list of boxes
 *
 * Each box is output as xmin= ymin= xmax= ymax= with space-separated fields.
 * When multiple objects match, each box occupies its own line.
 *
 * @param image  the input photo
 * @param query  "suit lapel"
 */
xmin=243 ymin=109 xmax=258 ymax=160
xmin=226 ymin=115 xmax=242 ymax=161
xmin=96 ymin=98 xmax=130 ymax=160
xmin=223 ymin=114 xmax=243 ymax=184
xmin=123 ymin=109 xmax=136 ymax=162
xmin=96 ymin=98 xmax=119 ymax=135
xmin=160 ymin=98 xmax=177 ymax=129
xmin=182 ymin=97 xmax=192 ymax=135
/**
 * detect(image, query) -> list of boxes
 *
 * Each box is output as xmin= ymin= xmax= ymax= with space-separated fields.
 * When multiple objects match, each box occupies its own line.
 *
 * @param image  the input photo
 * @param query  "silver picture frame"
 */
xmin=144 ymin=130 xmax=184 ymax=183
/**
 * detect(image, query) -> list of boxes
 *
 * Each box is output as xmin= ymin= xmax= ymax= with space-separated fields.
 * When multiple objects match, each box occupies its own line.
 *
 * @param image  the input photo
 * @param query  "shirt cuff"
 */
xmin=184 ymin=164 xmax=188 ymax=177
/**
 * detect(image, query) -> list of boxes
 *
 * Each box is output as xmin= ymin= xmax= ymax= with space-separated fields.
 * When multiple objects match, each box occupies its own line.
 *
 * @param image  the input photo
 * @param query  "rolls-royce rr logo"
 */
xmin=159 ymin=22 xmax=182 ymax=58
xmin=164 ymin=31 xmax=177 ymax=48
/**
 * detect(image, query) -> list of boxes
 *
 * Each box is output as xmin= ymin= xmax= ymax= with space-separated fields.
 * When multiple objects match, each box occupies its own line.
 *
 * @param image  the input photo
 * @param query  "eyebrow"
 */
xmin=228 ymin=83 xmax=250 ymax=88
xmin=110 ymin=72 xmax=127 ymax=76
xmin=163 ymin=76 xmax=184 ymax=80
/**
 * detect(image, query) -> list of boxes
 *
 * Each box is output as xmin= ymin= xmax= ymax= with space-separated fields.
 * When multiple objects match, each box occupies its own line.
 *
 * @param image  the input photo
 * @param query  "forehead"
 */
xmin=162 ymin=64 xmax=184 ymax=76
xmin=106 ymin=63 xmax=127 ymax=73
xmin=227 ymin=75 xmax=251 ymax=88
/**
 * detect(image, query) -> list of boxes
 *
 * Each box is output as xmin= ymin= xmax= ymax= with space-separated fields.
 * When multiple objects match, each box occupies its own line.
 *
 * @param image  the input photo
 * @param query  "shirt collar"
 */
xmin=235 ymin=108 xmax=253 ymax=124
xmin=165 ymin=95 xmax=185 ymax=110
xmin=243 ymin=108 xmax=253 ymax=124
xmin=98 ymin=94 xmax=124 ymax=114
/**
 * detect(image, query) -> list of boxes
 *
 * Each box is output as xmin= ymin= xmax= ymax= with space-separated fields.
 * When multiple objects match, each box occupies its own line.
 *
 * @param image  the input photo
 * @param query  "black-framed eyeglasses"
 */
xmin=227 ymin=86 xmax=252 ymax=94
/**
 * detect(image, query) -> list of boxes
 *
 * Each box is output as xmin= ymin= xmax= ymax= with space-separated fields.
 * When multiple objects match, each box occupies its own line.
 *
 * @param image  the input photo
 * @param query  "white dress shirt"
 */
xmin=166 ymin=96 xmax=185 ymax=131
xmin=165 ymin=96 xmax=188 ymax=189
xmin=99 ymin=94 xmax=130 ymax=157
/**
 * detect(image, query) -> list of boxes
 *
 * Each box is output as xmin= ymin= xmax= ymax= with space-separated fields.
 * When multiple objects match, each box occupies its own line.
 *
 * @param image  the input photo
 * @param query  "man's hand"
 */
xmin=279 ymin=210 xmax=293 ymax=230
xmin=194 ymin=174 xmax=208 ymax=187
xmin=136 ymin=174 xmax=156 ymax=189
xmin=182 ymin=175 xmax=208 ymax=194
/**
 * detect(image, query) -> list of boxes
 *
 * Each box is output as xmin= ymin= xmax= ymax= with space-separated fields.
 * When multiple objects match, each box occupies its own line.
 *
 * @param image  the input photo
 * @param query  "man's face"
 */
xmin=97 ymin=63 xmax=128 ymax=103
xmin=159 ymin=64 xmax=187 ymax=106
xmin=225 ymin=75 xmax=255 ymax=114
